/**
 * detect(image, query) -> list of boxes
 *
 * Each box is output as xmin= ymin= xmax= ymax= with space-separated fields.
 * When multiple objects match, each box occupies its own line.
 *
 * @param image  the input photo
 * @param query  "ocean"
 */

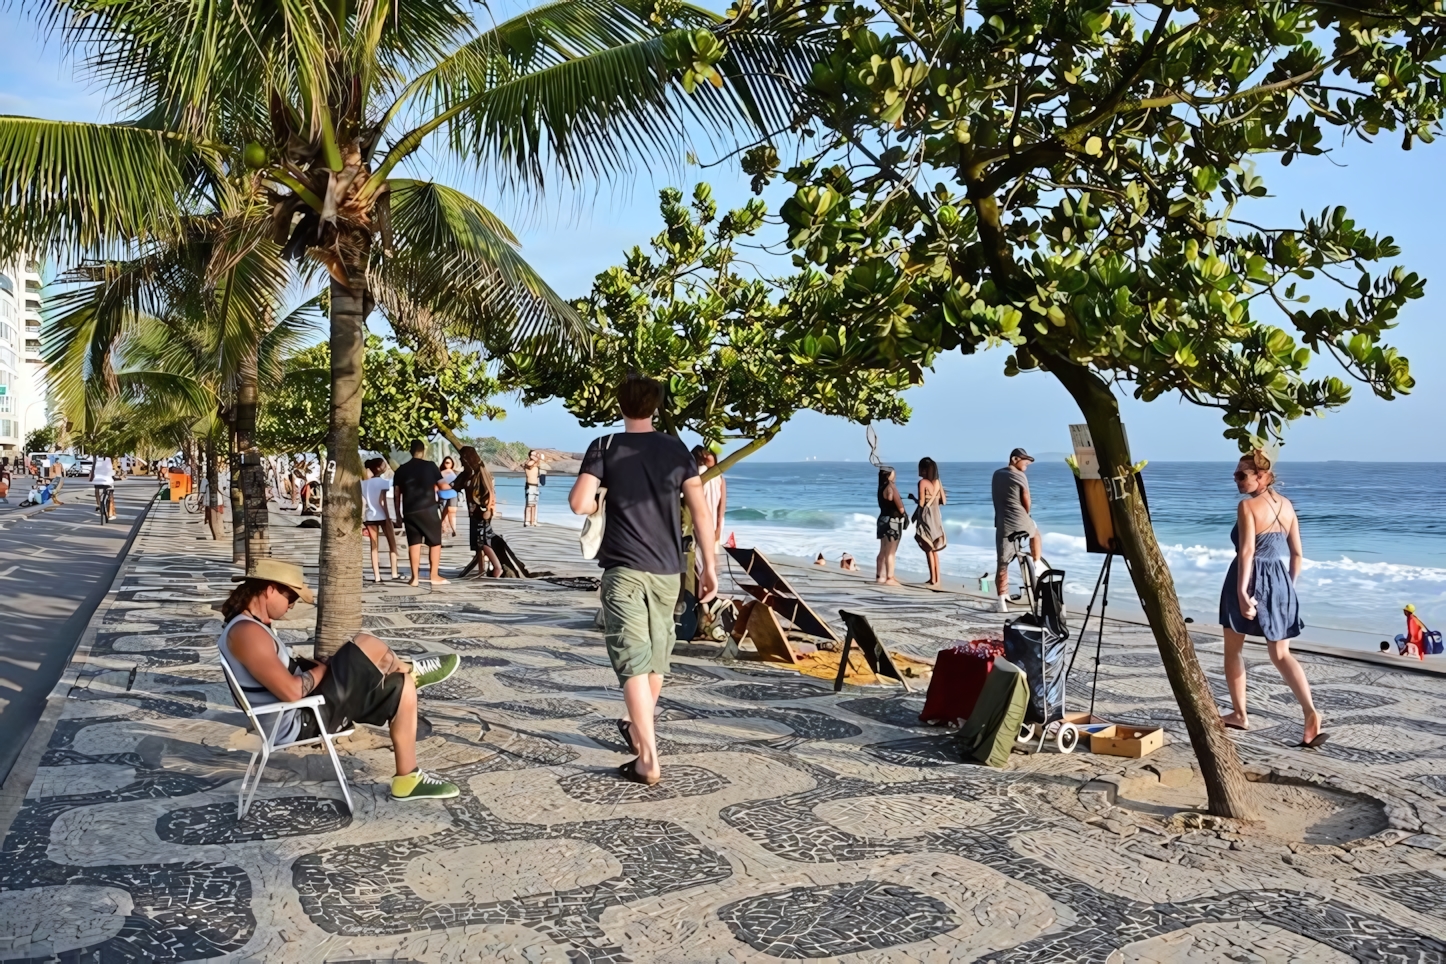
xmin=491 ymin=461 xmax=1446 ymax=652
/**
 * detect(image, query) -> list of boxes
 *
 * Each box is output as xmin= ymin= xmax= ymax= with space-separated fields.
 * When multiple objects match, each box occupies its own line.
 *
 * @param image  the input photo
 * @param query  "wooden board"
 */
xmin=725 ymin=546 xmax=840 ymax=642
xmin=742 ymin=603 xmax=799 ymax=665
xmin=834 ymin=610 xmax=910 ymax=692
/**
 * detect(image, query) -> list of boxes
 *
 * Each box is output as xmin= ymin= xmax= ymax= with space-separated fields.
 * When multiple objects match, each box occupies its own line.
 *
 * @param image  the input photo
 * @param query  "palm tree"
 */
xmin=2 ymin=0 xmax=813 ymax=654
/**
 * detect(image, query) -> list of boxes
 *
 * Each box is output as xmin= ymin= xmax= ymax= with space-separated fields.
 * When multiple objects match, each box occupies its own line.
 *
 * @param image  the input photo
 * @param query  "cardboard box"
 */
xmin=1089 ymin=725 xmax=1165 ymax=758
xmin=1062 ymin=712 xmax=1114 ymax=738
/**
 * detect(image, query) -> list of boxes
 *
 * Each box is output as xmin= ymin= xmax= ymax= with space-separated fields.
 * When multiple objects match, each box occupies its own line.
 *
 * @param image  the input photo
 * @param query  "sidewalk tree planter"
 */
xmin=504 ymin=184 xmax=917 ymax=479
xmin=752 ymin=0 xmax=1435 ymax=817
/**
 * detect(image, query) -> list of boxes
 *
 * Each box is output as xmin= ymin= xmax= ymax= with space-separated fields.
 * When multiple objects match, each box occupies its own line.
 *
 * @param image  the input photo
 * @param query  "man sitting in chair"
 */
xmin=217 ymin=559 xmax=462 ymax=801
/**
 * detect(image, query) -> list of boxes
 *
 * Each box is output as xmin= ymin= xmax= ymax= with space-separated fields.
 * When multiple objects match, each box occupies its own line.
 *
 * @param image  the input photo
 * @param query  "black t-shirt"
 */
xmin=580 ymin=431 xmax=698 ymax=574
xmin=393 ymin=457 xmax=443 ymax=515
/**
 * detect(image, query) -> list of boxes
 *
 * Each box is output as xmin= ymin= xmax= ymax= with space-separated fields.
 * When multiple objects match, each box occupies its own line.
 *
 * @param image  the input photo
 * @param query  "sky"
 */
xmin=3 ymin=9 xmax=1442 ymax=464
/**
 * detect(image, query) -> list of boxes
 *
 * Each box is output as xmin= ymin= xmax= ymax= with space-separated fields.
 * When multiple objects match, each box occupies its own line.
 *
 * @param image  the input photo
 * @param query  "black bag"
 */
xmin=1003 ymin=616 xmax=1072 ymax=725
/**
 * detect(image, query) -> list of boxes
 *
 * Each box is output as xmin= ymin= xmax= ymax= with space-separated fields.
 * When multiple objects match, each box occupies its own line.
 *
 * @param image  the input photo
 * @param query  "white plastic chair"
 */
xmin=219 ymin=656 xmax=355 ymax=819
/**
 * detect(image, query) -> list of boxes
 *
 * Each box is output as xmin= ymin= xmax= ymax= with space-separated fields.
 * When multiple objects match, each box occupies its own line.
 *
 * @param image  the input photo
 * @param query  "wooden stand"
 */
xmin=833 ymin=610 xmax=911 ymax=692
xmin=722 ymin=600 xmax=800 ymax=665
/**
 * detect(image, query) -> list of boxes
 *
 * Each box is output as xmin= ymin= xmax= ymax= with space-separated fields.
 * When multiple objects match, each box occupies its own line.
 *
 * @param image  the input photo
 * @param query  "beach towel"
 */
xmin=912 ymin=493 xmax=946 ymax=552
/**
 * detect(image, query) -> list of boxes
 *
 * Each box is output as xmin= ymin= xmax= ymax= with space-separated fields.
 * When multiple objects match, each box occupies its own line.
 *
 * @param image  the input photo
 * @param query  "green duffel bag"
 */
xmin=957 ymin=657 xmax=1030 ymax=768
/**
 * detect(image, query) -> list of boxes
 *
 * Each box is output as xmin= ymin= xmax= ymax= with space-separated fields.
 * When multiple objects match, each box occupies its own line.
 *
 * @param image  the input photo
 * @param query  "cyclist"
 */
xmin=91 ymin=454 xmax=117 ymax=520
xmin=991 ymin=447 xmax=1041 ymax=612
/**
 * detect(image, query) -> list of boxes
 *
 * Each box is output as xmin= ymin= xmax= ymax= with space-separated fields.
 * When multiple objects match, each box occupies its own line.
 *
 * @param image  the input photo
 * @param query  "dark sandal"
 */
xmin=616 ymin=719 xmax=636 ymax=753
xmin=1222 ymin=721 xmax=1248 ymax=731
xmin=1296 ymin=732 xmax=1330 ymax=749
xmin=618 ymin=759 xmax=659 ymax=786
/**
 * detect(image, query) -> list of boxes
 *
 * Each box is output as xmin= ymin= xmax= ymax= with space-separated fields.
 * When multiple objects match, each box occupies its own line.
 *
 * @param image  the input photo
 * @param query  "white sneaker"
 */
xmin=996 ymin=595 xmax=1009 ymax=613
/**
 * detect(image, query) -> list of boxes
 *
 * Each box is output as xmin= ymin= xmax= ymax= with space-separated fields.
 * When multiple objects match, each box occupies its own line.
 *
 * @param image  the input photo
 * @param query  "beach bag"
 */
xmin=579 ymin=435 xmax=613 ymax=560
xmin=957 ymin=658 xmax=1029 ymax=768
xmin=1004 ymin=616 xmax=1072 ymax=725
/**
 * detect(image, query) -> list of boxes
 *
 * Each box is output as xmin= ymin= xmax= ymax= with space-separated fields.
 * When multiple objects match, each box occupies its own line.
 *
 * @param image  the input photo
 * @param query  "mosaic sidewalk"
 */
xmin=1 ymin=505 xmax=1444 ymax=962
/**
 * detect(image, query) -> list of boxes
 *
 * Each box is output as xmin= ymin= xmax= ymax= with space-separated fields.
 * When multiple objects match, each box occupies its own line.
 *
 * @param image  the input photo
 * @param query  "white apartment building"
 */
xmin=0 ymin=256 xmax=47 ymax=457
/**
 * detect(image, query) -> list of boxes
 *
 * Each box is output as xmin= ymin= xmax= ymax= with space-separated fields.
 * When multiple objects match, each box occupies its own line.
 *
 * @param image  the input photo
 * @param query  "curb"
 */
xmin=0 ymin=491 xmax=156 ymax=841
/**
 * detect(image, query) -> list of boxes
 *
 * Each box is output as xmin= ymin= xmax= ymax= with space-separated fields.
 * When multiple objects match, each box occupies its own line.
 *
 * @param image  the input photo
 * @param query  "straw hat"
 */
xmin=231 ymin=559 xmax=315 ymax=604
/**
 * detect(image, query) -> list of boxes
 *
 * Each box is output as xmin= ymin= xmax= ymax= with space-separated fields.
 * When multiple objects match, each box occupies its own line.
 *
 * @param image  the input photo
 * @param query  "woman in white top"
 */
xmin=90 ymin=455 xmax=116 ymax=520
xmin=439 ymin=456 xmax=460 ymax=539
xmin=691 ymin=446 xmax=727 ymax=579
xmin=360 ymin=457 xmax=400 ymax=582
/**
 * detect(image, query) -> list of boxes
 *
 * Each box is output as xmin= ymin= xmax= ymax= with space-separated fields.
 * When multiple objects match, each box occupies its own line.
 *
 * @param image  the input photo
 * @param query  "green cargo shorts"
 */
xmin=600 ymin=567 xmax=681 ymax=683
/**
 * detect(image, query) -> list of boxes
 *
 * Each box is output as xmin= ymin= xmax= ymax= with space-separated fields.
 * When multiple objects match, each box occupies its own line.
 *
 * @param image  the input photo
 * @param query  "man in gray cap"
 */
xmin=992 ymin=448 xmax=1041 ymax=612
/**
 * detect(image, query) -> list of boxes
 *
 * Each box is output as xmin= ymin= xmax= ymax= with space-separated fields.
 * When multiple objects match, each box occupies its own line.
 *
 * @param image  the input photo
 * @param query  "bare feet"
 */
xmin=1220 ymin=711 xmax=1249 ymax=731
xmin=407 ymin=577 xmax=420 ymax=587
xmin=884 ymin=577 xmax=902 ymax=586
xmin=1303 ymin=710 xmax=1323 ymax=745
xmin=428 ymin=576 xmax=449 ymax=585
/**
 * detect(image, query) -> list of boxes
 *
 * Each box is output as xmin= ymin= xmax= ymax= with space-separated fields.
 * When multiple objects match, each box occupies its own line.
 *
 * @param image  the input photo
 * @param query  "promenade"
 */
xmin=1 ymin=502 xmax=1444 ymax=962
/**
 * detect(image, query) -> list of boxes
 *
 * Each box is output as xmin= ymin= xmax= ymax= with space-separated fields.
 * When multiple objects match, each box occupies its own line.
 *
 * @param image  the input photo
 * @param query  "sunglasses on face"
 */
xmin=1233 ymin=470 xmax=1252 ymax=481
xmin=278 ymin=586 xmax=299 ymax=605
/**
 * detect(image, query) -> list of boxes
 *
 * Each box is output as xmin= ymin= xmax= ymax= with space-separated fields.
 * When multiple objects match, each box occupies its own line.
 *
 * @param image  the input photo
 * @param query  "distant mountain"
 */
xmin=461 ymin=436 xmax=583 ymax=474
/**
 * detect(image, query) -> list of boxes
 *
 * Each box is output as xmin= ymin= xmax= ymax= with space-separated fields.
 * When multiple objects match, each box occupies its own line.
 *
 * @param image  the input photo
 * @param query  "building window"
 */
xmin=0 ymin=396 xmax=12 ymax=414
xmin=0 ymin=274 xmax=10 ymax=294
xmin=25 ymin=299 xmax=40 ymax=311
xmin=25 ymin=339 xmax=40 ymax=351
xmin=24 ymin=280 xmax=39 ymax=292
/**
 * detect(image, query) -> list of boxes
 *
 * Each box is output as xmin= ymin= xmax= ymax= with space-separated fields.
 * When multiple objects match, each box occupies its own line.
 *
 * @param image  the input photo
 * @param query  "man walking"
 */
xmin=992 ymin=447 xmax=1040 ymax=612
xmin=47 ymin=456 xmax=65 ymax=505
xmin=522 ymin=450 xmax=546 ymax=526
xmin=568 ymin=375 xmax=718 ymax=786
xmin=392 ymin=440 xmax=452 ymax=586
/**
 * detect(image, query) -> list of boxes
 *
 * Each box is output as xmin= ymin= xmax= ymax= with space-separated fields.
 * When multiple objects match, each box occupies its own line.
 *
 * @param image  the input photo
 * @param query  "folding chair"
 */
xmin=219 ymin=656 xmax=354 ymax=819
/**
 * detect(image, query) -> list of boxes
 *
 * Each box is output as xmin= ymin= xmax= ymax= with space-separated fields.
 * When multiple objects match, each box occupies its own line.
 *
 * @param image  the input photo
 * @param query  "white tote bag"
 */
xmin=579 ymin=435 xmax=613 ymax=559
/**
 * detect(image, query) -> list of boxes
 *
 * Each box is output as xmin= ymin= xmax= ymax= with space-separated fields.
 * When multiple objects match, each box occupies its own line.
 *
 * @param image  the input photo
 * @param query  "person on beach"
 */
xmin=439 ymin=456 xmax=459 ymax=539
xmin=692 ymin=446 xmax=726 ymax=582
xmin=875 ymin=467 xmax=907 ymax=585
xmin=392 ymin=440 xmax=452 ymax=586
xmin=523 ymin=450 xmax=545 ymax=526
xmin=453 ymin=445 xmax=502 ymax=578
xmin=217 ymin=558 xmax=462 ymax=800
xmin=361 ymin=457 xmax=400 ymax=583
xmin=1217 ymin=451 xmax=1327 ymax=747
xmin=992 ymin=448 xmax=1040 ymax=612
xmin=569 ymin=374 xmax=718 ymax=786
xmin=841 ymin=554 xmax=857 ymax=571
xmin=913 ymin=457 xmax=947 ymax=586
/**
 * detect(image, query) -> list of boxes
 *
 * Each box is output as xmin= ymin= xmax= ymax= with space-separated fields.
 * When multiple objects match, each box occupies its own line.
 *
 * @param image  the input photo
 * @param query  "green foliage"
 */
xmin=258 ymin=337 xmax=503 ymax=454
xmin=23 ymin=424 xmax=57 ymax=453
xmin=749 ymin=0 xmax=1435 ymax=450
xmin=464 ymin=436 xmax=533 ymax=466
xmin=502 ymin=184 xmax=914 ymax=461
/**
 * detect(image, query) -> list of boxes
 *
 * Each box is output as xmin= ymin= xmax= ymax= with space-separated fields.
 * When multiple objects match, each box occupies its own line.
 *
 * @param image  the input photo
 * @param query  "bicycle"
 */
xmin=1003 ymin=528 xmax=1049 ymax=615
xmin=96 ymin=485 xmax=114 ymax=525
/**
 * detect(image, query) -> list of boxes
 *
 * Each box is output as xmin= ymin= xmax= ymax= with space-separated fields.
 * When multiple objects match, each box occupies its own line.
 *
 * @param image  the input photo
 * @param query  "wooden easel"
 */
xmin=833 ymin=610 xmax=911 ymax=692
xmin=724 ymin=547 xmax=842 ymax=643
xmin=723 ymin=600 xmax=800 ymax=665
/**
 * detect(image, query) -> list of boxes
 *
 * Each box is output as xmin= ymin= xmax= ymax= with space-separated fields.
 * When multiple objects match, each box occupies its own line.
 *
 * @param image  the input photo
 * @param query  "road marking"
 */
xmin=0 ymin=656 xmax=40 ymax=671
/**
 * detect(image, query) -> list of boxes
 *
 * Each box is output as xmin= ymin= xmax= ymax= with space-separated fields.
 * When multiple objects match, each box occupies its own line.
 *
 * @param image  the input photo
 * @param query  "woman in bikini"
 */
xmin=875 ymin=467 xmax=907 ymax=585
xmin=1218 ymin=451 xmax=1326 ymax=748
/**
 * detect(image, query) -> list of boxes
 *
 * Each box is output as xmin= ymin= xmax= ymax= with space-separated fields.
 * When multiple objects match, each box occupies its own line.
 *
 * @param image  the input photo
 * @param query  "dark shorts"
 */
xmin=469 ymin=514 xmax=494 ymax=551
xmin=403 ymin=509 xmax=443 ymax=547
xmin=296 ymin=641 xmax=407 ymax=739
xmin=877 ymin=513 xmax=905 ymax=542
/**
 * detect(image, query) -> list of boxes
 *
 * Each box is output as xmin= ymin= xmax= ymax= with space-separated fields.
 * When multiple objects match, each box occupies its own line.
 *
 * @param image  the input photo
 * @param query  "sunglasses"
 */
xmin=1233 ymin=470 xmax=1255 ymax=481
xmin=277 ymin=585 xmax=299 ymax=605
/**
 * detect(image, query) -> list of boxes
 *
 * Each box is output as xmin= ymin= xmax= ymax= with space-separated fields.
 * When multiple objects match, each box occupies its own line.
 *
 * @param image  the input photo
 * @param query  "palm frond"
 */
xmin=381 ymin=179 xmax=584 ymax=351
xmin=0 ymin=117 xmax=212 ymax=259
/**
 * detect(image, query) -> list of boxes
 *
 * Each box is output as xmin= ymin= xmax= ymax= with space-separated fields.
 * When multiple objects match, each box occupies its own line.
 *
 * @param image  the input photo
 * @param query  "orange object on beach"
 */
xmin=168 ymin=471 xmax=192 ymax=501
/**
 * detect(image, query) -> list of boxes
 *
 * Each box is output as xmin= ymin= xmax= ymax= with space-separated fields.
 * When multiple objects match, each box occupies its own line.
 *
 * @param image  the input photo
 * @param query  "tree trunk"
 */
xmin=205 ymin=433 xmax=224 ymax=541
xmin=1048 ymin=355 xmax=1257 ymax=819
xmin=225 ymin=412 xmax=244 ymax=565
xmin=236 ymin=342 xmax=269 ymax=569
xmin=314 ymin=242 xmax=371 ymax=658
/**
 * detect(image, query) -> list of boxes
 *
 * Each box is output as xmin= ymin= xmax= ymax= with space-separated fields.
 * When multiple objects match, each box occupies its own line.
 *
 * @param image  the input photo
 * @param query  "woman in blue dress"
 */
xmin=1218 ymin=451 xmax=1327 ymax=747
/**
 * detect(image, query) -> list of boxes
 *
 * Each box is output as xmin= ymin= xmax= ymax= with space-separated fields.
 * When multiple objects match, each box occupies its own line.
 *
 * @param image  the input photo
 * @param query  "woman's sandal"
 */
xmin=616 ymin=719 xmax=636 ymax=753
xmin=1296 ymin=732 xmax=1330 ymax=749
xmin=618 ymin=759 xmax=660 ymax=786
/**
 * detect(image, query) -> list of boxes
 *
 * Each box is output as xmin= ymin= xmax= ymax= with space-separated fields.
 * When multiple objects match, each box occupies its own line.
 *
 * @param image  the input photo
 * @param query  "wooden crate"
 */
xmin=1089 ymin=725 xmax=1165 ymax=758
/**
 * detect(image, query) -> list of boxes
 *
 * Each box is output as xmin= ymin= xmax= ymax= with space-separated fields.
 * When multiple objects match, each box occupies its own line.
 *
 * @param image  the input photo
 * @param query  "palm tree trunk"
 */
xmin=236 ymin=343 xmax=269 ymax=568
xmin=1049 ymin=355 xmax=1257 ymax=819
xmin=314 ymin=238 xmax=371 ymax=657
xmin=205 ymin=433 xmax=224 ymax=541
xmin=224 ymin=412 xmax=245 ymax=565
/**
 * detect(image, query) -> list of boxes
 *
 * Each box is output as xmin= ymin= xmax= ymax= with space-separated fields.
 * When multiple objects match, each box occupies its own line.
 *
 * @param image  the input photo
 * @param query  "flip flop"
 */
xmin=616 ymin=719 xmax=636 ymax=753
xmin=1296 ymin=733 xmax=1330 ymax=749
xmin=1222 ymin=721 xmax=1248 ymax=731
xmin=618 ymin=759 xmax=659 ymax=786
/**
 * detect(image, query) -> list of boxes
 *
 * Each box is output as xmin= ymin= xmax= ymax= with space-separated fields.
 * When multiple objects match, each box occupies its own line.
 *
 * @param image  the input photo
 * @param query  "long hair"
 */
xmin=440 ymin=455 xmax=455 ymax=472
xmin=221 ymin=579 xmax=271 ymax=622
xmin=458 ymin=445 xmax=486 ymax=503
xmin=918 ymin=457 xmax=939 ymax=482
xmin=877 ymin=467 xmax=894 ymax=502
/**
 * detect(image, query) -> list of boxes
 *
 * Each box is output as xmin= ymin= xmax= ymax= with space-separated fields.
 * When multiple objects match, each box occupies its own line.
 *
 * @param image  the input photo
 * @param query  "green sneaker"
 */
xmin=390 ymin=769 xmax=460 ymax=800
xmin=411 ymin=653 xmax=459 ymax=690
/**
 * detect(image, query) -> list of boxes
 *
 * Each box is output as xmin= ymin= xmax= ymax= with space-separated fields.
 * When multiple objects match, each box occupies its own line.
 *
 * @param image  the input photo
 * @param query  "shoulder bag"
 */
xmin=579 ymin=435 xmax=613 ymax=560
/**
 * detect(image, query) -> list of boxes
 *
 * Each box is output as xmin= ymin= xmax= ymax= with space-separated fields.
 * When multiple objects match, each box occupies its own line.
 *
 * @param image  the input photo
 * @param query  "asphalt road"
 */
xmin=0 ymin=479 xmax=153 ymax=786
